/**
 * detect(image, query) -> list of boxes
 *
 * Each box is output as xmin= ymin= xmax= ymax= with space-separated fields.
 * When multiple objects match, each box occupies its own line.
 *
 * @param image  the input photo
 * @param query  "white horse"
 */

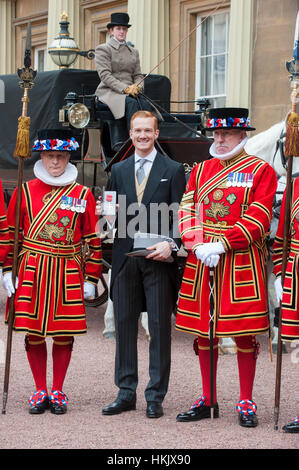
xmin=245 ymin=121 xmax=287 ymax=175
xmin=244 ymin=119 xmax=299 ymax=352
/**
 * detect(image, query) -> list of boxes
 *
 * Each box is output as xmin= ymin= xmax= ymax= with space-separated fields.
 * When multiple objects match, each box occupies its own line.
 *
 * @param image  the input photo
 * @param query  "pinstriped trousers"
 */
xmin=112 ymin=256 xmax=177 ymax=403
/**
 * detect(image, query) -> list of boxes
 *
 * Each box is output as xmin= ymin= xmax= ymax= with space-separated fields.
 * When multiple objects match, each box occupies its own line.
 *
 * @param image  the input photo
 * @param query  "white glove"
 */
xmin=274 ymin=276 xmax=283 ymax=303
xmin=195 ymin=242 xmax=225 ymax=265
xmin=204 ymin=254 xmax=220 ymax=268
xmin=83 ymin=281 xmax=95 ymax=299
xmin=3 ymin=272 xmax=19 ymax=297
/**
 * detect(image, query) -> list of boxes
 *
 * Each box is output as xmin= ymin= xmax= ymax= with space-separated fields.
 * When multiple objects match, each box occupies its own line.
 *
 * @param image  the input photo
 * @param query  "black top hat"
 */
xmin=107 ymin=13 xmax=131 ymax=29
xmin=32 ymin=128 xmax=80 ymax=152
xmin=204 ymin=107 xmax=255 ymax=131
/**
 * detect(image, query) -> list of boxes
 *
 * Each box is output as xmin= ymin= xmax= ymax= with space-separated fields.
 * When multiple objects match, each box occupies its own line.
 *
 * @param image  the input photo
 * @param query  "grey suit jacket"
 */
xmin=95 ymin=37 xmax=144 ymax=119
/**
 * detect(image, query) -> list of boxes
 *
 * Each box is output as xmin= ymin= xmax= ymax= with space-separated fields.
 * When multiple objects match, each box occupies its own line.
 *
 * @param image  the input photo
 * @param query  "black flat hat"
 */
xmin=36 ymin=129 xmax=75 ymax=141
xmin=204 ymin=107 xmax=255 ymax=131
xmin=107 ymin=13 xmax=131 ymax=29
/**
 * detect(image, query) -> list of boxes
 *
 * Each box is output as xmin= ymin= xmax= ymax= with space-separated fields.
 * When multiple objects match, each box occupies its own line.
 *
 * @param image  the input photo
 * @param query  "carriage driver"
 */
xmin=175 ymin=107 xmax=277 ymax=427
xmin=2 ymin=128 xmax=102 ymax=415
xmin=94 ymin=12 xmax=152 ymax=144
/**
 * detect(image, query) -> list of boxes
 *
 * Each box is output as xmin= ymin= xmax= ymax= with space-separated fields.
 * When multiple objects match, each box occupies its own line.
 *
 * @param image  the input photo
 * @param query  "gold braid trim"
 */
xmin=53 ymin=340 xmax=73 ymax=346
xmin=236 ymin=347 xmax=255 ymax=353
xmin=198 ymin=344 xmax=218 ymax=351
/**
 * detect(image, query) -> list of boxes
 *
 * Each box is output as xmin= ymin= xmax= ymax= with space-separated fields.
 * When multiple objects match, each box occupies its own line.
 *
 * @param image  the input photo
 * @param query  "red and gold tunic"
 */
xmin=4 ymin=178 xmax=102 ymax=338
xmin=176 ymin=151 xmax=277 ymax=338
xmin=272 ymin=177 xmax=299 ymax=341
xmin=0 ymin=179 xmax=10 ymax=265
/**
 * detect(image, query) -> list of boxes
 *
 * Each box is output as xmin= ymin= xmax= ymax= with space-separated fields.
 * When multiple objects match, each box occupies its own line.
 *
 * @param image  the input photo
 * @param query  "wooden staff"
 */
xmin=209 ymin=268 xmax=216 ymax=420
xmin=273 ymin=151 xmax=293 ymax=429
xmin=274 ymin=80 xmax=299 ymax=430
xmin=2 ymin=23 xmax=36 ymax=414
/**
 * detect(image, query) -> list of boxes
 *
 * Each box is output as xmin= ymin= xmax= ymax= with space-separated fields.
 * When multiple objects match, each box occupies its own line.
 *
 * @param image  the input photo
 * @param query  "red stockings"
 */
xmin=195 ymin=335 xmax=259 ymax=405
xmin=25 ymin=335 xmax=74 ymax=393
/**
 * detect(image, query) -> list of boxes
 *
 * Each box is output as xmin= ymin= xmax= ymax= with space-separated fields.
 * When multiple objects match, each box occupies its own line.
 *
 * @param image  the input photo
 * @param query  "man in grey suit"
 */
xmin=100 ymin=111 xmax=186 ymax=418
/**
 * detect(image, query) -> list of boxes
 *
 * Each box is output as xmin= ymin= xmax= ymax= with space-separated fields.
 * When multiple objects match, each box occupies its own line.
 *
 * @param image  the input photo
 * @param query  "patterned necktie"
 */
xmin=136 ymin=159 xmax=147 ymax=185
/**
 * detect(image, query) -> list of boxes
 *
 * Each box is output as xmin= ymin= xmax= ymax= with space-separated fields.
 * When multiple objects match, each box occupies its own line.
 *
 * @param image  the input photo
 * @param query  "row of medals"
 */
xmin=60 ymin=196 xmax=87 ymax=213
xmin=226 ymin=172 xmax=254 ymax=188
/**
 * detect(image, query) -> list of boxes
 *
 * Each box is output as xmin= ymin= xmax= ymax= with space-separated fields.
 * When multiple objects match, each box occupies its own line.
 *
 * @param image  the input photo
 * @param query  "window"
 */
xmin=195 ymin=11 xmax=230 ymax=108
xmin=34 ymin=47 xmax=46 ymax=72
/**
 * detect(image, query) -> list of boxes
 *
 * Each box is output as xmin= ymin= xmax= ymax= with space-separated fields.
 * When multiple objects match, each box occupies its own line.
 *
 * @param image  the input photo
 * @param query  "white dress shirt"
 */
xmin=134 ymin=149 xmax=157 ymax=179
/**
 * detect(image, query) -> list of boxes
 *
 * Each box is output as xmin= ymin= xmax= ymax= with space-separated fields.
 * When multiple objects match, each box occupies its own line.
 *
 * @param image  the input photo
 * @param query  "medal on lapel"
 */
xmin=80 ymin=200 xmax=87 ymax=213
xmin=237 ymin=173 xmax=243 ymax=187
xmin=66 ymin=197 xmax=72 ymax=210
xmin=232 ymin=172 xmax=239 ymax=187
xmin=71 ymin=198 xmax=77 ymax=212
xmin=75 ymin=199 xmax=82 ymax=212
xmin=247 ymin=173 xmax=254 ymax=188
xmin=226 ymin=172 xmax=233 ymax=187
xmin=61 ymin=196 xmax=67 ymax=210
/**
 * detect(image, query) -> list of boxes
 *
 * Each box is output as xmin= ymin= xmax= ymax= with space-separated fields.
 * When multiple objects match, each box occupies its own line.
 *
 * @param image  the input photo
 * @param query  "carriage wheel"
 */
xmin=85 ymin=273 xmax=109 ymax=308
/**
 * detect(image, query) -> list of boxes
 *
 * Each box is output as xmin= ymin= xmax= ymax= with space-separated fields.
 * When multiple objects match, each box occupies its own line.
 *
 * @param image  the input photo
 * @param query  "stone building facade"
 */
xmin=0 ymin=0 xmax=298 ymax=133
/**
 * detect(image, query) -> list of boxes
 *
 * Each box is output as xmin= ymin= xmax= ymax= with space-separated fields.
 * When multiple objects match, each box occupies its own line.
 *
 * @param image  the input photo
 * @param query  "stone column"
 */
xmin=46 ymin=0 xmax=83 ymax=70
xmin=226 ymin=0 xmax=254 ymax=108
xmin=0 ymin=0 xmax=15 ymax=75
xmin=127 ymin=0 xmax=170 ymax=76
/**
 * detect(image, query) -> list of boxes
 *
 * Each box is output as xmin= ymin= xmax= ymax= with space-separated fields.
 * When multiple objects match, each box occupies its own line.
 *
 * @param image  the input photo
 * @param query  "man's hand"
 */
xmin=145 ymin=241 xmax=172 ymax=261
xmin=3 ymin=272 xmax=19 ymax=298
xmin=274 ymin=276 xmax=283 ymax=304
xmin=195 ymin=242 xmax=225 ymax=265
xmin=203 ymin=254 xmax=220 ymax=268
xmin=83 ymin=281 xmax=95 ymax=299
xmin=96 ymin=195 xmax=118 ymax=227
xmin=95 ymin=195 xmax=103 ymax=216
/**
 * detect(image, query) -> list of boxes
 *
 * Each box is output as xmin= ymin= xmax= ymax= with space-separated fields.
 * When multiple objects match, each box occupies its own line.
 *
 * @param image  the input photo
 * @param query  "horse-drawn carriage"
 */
xmin=0 ymin=68 xmax=213 ymax=306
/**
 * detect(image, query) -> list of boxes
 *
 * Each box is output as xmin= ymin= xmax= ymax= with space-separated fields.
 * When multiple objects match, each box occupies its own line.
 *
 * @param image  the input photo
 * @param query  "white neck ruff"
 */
xmin=34 ymin=160 xmax=78 ymax=187
xmin=209 ymin=136 xmax=248 ymax=161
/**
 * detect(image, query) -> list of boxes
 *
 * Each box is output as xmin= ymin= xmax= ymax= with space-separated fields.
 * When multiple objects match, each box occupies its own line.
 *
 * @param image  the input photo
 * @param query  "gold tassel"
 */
xmin=14 ymin=115 xmax=31 ymax=159
xmin=285 ymin=80 xmax=299 ymax=157
xmin=285 ymin=110 xmax=299 ymax=157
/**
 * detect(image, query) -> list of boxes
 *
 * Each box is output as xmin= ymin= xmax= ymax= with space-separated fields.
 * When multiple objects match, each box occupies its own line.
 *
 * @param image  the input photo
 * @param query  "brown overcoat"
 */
xmin=95 ymin=36 xmax=144 ymax=119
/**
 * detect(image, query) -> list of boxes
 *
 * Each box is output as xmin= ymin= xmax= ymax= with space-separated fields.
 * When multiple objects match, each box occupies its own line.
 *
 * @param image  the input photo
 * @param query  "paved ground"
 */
xmin=0 ymin=280 xmax=298 ymax=453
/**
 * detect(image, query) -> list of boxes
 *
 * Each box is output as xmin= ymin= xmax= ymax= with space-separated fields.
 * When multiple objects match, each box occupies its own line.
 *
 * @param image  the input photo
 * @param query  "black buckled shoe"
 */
xmin=176 ymin=396 xmax=219 ymax=422
xmin=102 ymin=398 xmax=136 ymax=415
xmin=49 ymin=390 xmax=68 ymax=415
xmin=146 ymin=402 xmax=164 ymax=419
xmin=28 ymin=390 xmax=49 ymax=415
xmin=282 ymin=417 xmax=299 ymax=433
xmin=236 ymin=400 xmax=258 ymax=428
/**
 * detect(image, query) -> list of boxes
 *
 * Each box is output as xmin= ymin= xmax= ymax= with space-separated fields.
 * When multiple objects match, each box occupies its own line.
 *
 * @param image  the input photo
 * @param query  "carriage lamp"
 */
xmin=196 ymin=98 xmax=210 ymax=128
xmin=48 ymin=12 xmax=95 ymax=68
xmin=59 ymin=92 xmax=91 ymax=128
xmin=287 ymin=59 xmax=299 ymax=79
xmin=67 ymin=103 xmax=90 ymax=128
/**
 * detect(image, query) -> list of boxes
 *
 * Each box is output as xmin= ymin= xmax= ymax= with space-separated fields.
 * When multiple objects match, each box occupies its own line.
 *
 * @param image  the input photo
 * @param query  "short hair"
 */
xmin=130 ymin=111 xmax=158 ymax=130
